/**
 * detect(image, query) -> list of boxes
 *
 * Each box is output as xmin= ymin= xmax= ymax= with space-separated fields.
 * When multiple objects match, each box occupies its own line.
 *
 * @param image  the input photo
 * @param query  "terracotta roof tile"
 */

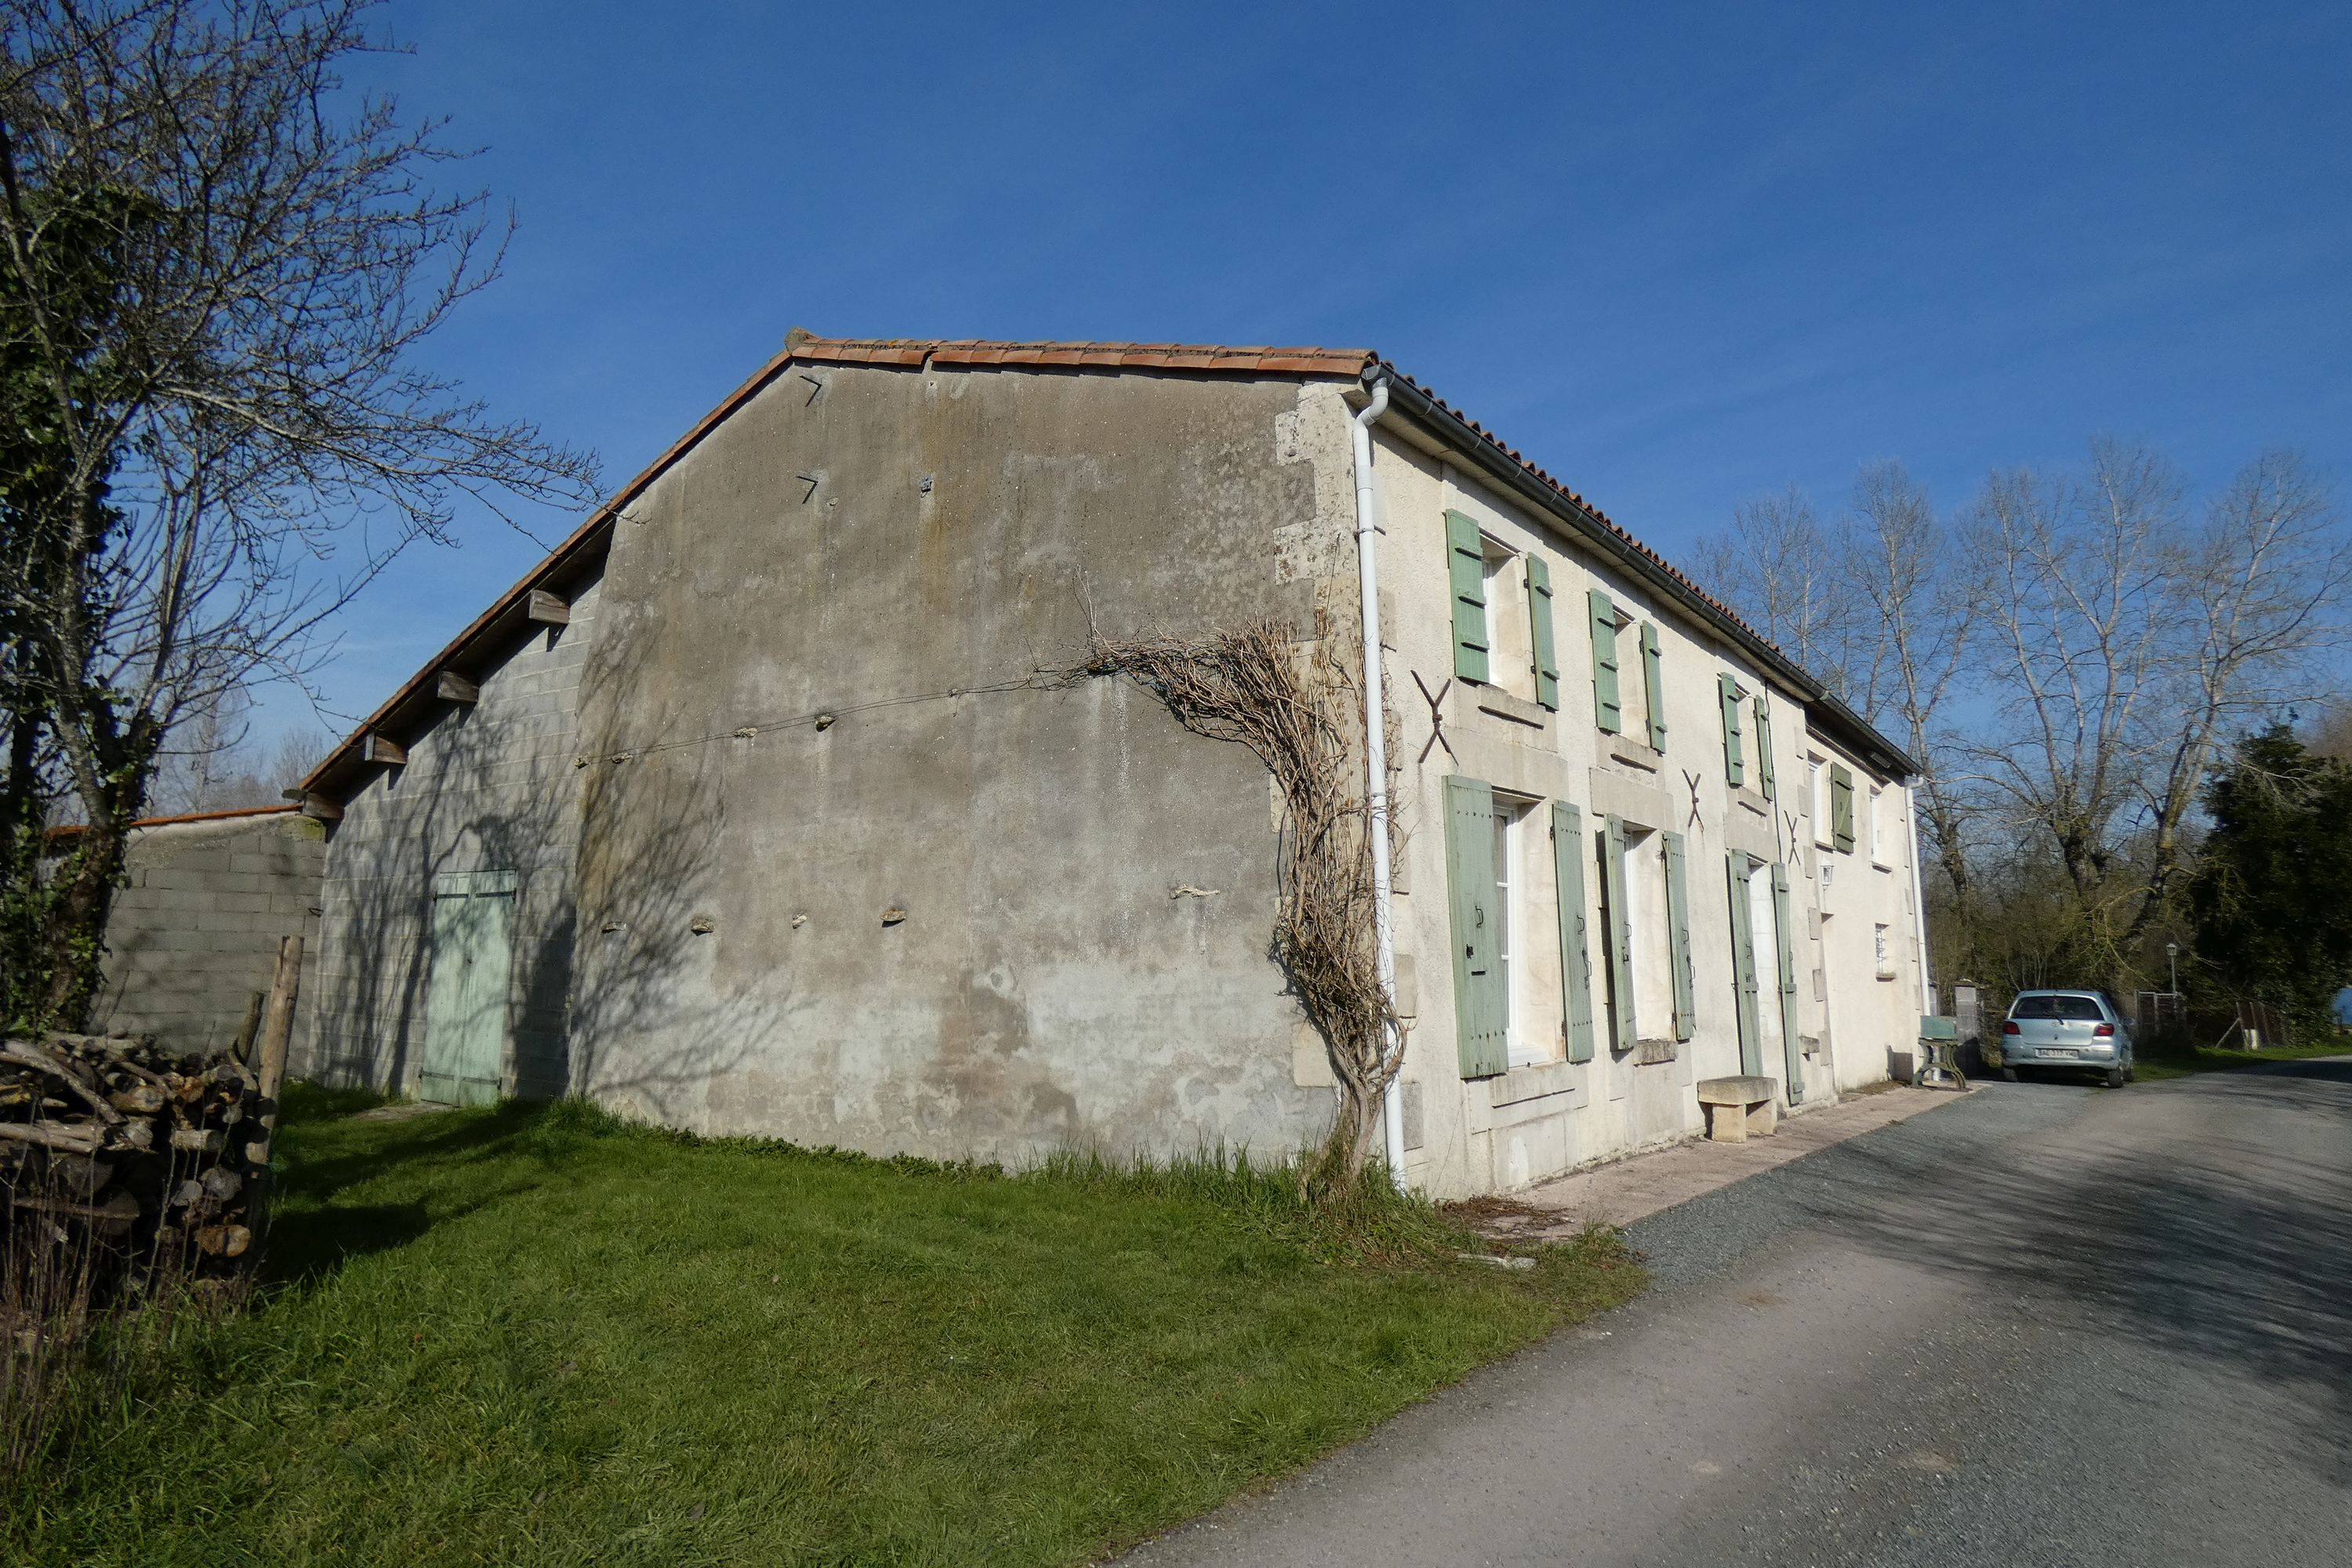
xmin=1375 ymin=361 xmax=1777 ymax=653
xmin=45 ymin=801 xmax=299 ymax=840
xmin=797 ymin=337 xmax=1374 ymax=377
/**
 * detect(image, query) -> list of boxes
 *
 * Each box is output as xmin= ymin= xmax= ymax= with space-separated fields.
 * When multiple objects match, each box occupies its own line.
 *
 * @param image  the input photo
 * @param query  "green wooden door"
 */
xmin=1770 ymin=862 xmax=1806 ymax=1103
xmin=1726 ymin=853 xmax=1764 ymax=1076
xmin=420 ymin=869 xmax=517 ymax=1106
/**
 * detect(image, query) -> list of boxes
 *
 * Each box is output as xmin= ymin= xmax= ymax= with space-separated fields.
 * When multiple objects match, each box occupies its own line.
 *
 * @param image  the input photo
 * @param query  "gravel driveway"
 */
xmin=1118 ymin=1060 xmax=2352 ymax=1566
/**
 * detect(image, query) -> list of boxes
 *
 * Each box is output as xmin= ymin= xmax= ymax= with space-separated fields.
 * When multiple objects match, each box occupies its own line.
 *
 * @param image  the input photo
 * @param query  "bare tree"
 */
xmin=1961 ymin=440 xmax=2349 ymax=982
xmin=2131 ymin=450 xmax=2352 ymax=945
xmin=1842 ymin=461 xmax=1981 ymax=957
xmin=0 ymin=1 xmax=600 ymax=1024
xmin=1698 ymin=467 xmax=1980 ymax=916
xmin=2307 ymin=697 xmax=2352 ymax=764
xmin=1960 ymin=440 xmax=2183 ymax=975
xmin=1692 ymin=485 xmax=1861 ymax=695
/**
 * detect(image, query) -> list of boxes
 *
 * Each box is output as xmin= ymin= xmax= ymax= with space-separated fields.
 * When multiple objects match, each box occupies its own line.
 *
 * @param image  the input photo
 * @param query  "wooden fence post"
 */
xmin=243 ymin=936 xmax=303 ymax=1252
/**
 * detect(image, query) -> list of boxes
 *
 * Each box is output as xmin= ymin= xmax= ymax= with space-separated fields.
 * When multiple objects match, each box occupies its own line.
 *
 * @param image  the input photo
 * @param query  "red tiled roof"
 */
xmin=45 ymin=801 xmax=299 ymax=840
xmin=795 ymin=338 xmax=1374 ymax=376
xmin=1372 ymin=361 xmax=1775 ymax=655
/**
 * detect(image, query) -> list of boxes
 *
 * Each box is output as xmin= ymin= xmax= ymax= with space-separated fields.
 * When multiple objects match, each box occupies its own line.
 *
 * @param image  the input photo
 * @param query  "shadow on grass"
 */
xmin=260 ymin=1100 xmax=578 ymax=1287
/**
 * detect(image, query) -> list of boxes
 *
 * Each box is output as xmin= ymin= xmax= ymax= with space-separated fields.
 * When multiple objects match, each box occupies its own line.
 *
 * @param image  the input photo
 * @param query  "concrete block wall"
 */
xmin=296 ymin=572 xmax=603 ymax=1096
xmin=91 ymin=809 xmax=325 ymax=1054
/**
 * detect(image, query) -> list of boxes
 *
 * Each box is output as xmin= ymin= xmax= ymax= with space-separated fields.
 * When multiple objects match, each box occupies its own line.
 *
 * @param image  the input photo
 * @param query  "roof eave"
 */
xmin=1364 ymin=365 xmax=1920 ymax=782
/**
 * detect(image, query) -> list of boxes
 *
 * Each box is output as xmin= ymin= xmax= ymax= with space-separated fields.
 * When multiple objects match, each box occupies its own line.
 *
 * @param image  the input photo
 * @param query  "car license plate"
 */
xmin=2041 ymin=1047 xmax=2081 ymax=1058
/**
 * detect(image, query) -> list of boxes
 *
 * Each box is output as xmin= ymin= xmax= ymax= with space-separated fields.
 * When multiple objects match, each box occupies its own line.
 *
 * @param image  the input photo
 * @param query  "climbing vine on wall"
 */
xmin=1073 ymin=613 xmax=1405 ymax=1187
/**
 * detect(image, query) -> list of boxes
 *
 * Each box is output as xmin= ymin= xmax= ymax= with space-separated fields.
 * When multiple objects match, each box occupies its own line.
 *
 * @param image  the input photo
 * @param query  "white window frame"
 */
xmin=1479 ymin=537 xmax=1536 ymax=705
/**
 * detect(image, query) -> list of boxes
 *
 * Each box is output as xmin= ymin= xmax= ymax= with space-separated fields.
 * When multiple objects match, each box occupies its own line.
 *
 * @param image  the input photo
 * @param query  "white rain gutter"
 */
xmin=1351 ymin=376 xmax=1405 ymax=1186
xmin=1907 ymin=788 xmax=1935 ymax=1015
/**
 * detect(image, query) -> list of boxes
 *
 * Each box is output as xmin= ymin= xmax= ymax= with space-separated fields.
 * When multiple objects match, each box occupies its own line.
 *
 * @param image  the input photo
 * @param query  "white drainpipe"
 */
xmin=1351 ymin=376 xmax=1405 ymax=1186
xmin=1907 ymin=786 xmax=1935 ymax=1015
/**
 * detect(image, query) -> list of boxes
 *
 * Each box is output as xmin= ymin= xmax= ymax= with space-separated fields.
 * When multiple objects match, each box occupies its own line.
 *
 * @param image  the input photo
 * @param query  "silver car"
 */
xmin=1993 ymin=989 xmax=2135 ymax=1087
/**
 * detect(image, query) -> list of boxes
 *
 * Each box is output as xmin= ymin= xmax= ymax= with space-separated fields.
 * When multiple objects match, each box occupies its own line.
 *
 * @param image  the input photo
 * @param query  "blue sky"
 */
xmin=274 ymin=0 xmax=2352 ymax=744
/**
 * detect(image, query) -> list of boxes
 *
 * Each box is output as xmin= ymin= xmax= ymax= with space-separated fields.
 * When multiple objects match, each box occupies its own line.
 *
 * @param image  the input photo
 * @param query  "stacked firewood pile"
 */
xmin=1 ymin=938 xmax=301 ymax=1319
xmin=2 ymin=1031 xmax=272 ymax=1299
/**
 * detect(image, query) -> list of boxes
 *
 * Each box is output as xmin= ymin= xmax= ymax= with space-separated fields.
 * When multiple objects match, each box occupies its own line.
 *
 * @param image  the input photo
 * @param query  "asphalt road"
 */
xmin=1120 ymin=1060 xmax=2352 ymax=1567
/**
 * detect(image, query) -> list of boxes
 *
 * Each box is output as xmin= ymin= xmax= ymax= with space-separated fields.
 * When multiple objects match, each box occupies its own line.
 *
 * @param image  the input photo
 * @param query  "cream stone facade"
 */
xmin=1357 ymin=408 xmax=1924 ymax=1196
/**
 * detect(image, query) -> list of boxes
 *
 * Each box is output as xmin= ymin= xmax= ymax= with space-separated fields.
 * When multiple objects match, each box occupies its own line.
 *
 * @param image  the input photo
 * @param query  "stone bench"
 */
xmin=1696 ymin=1075 xmax=1779 ymax=1143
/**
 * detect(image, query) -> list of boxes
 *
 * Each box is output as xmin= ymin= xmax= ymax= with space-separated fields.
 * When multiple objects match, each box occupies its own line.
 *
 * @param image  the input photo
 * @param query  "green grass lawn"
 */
xmin=5 ymin=1093 xmax=1642 ymax=1567
xmin=2131 ymin=1035 xmax=2350 ymax=1082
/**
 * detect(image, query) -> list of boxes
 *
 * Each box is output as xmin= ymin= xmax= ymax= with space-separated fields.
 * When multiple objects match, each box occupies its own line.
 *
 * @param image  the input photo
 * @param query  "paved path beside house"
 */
xmin=1118 ymin=1059 xmax=2352 ymax=1568
xmin=1473 ymin=1083 xmax=1966 ymax=1237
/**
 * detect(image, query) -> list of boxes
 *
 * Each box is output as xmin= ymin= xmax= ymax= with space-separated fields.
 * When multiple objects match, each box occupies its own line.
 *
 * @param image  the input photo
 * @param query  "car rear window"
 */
xmin=2011 ymin=995 xmax=2105 ymax=1021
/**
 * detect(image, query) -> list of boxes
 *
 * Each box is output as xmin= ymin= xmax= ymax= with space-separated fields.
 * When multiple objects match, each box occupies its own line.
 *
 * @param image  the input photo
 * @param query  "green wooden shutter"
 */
xmin=1719 ymin=673 xmax=1745 ymax=788
xmin=1588 ymin=590 xmax=1621 ymax=734
xmin=1726 ymin=853 xmax=1763 ymax=1076
xmin=1446 ymin=511 xmax=1490 ymax=684
xmin=1829 ymin=764 xmax=1856 ymax=851
xmin=1443 ymin=776 xmax=1507 ymax=1078
xmin=1526 ymin=556 xmax=1560 ymax=711
xmin=1770 ymin=862 xmax=1805 ymax=1103
xmin=1663 ymin=829 xmax=1695 ymax=1042
xmin=1600 ymin=814 xmax=1635 ymax=1049
xmin=1753 ymin=695 xmax=1777 ymax=800
xmin=1641 ymin=623 xmax=1667 ymax=751
xmin=1550 ymin=800 xmax=1595 ymax=1064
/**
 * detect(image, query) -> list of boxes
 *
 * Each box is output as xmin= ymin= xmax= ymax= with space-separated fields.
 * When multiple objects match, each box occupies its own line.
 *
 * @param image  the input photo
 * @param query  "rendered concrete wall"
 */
xmin=89 ymin=809 xmax=325 ymax=1054
xmin=566 ymin=362 xmax=1363 ymax=1166
xmin=296 ymin=572 xmax=604 ymax=1095
xmin=1364 ymin=423 xmax=1927 ymax=1199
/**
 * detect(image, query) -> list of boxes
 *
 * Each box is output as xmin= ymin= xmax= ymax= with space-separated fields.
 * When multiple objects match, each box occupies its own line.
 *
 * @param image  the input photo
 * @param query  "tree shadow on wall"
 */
xmin=306 ymin=612 xmax=787 ymax=1126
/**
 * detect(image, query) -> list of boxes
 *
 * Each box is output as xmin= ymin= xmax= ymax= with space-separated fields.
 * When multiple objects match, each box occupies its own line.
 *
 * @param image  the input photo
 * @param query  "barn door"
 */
xmin=420 ymin=870 xmax=517 ymax=1106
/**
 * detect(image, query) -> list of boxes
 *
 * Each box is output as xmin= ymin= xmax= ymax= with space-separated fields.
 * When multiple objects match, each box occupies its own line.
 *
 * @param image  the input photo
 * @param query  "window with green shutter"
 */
xmin=1588 ymin=590 xmax=1621 ymax=735
xmin=1445 ymin=510 xmax=1490 ymax=684
xmin=1526 ymin=556 xmax=1560 ymax=712
xmin=1550 ymin=800 xmax=1595 ymax=1063
xmin=1719 ymin=673 xmax=1745 ymax=788
xmin=1753 ymin=695 xmax=1777 ymax=800
xmin=1769 ymin=862 xmax=1804 ymax=1103
xmin=1443 ymin=776 xmax=1508 ymax=1078
xmin=1726 ymin=853 xmax=1764 ymax=1076
xmin=1663 ymin=829 xmax=1695 ymax=1042
xmin=1641 ymin=623 xmax=1666 ymax=751
xmin=1599 ymin=814 xmax=1635 ymax=1050
xmin=1829 ymin=764 xmax=1856 ymax=851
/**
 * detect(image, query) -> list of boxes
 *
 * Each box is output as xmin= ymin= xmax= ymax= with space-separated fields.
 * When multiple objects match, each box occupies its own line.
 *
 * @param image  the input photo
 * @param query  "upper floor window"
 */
xmin=1445 ymin=510 xmax=1559 ymax=712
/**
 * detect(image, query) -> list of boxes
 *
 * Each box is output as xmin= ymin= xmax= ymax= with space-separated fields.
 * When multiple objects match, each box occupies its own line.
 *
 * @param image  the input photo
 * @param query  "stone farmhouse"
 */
xmin=265 ymin=334 xmax=1928 ymax=1199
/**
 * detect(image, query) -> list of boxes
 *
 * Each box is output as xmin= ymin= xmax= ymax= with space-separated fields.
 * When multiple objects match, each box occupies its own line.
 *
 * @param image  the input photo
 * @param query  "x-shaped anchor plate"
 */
xmin=1414 ymin=671 xmax=1457 ymax=764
